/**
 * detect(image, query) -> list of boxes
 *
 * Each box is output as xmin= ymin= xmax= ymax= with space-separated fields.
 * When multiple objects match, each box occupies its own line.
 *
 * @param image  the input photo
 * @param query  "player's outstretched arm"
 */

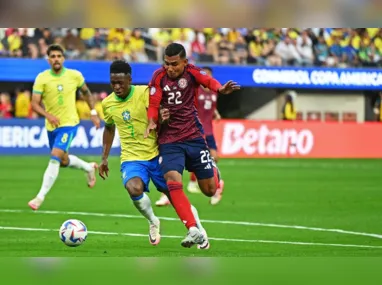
xmin=218 ymin=80 xmax=241 ymax=95
xmin=31 ymin=93 xmax=60 ymax=128
xmin=99 ymin=124 xmax=115 ymax=180
xmin=80 ymin=83 xmax=101 ymax=129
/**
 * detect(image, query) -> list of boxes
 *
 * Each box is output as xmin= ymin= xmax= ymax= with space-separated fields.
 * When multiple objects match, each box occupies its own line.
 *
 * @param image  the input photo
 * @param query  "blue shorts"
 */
xmin=205 ymin=135 xmax=217 ymax=151
xmin=159 ymin=137 xmax=214 ymax=180
xmin=47 ymin=125 xmax=78 ymax=152
xmin=120 ymin=156 xmax=167 ymax=193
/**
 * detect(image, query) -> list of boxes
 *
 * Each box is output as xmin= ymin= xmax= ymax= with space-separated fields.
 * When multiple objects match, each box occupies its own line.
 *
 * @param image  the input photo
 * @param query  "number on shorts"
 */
xmin=58 ymin=95 xmax=64 ymax=105
xmin=61 ymin=133 xmax=68 ymax=143
xmin=204 ymin=100 xmax=212 ymax=110
xmin=200 ymin=150 xmax=212 ymax=164
xmin=168 ymin=91 xmax=182 ymax=105
xmin=127 ymin=125 xmax=135 ymax=138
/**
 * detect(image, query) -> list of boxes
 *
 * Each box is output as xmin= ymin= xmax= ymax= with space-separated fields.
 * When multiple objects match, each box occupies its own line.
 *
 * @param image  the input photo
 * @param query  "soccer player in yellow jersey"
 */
xmin=99 ymin=60 xmax=209 ymax=248
xmin=28 ymin=44 xmax=101 ymax=211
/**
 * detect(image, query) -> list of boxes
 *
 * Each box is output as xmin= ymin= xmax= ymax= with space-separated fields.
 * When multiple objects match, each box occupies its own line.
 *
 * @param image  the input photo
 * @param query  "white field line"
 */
xmin=1 ymin=209 xmax=382 ymax=240
xmin=0 ymin=226 xmax=381 ymax=249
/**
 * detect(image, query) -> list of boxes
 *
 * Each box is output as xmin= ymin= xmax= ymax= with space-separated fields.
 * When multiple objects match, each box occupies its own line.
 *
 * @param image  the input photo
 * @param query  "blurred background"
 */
xmin=0 ymin=27 xmax=381 ymax=125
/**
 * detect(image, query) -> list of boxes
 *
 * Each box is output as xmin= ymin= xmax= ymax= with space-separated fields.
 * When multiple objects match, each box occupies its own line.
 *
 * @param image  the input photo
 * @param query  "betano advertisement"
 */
xmin=0 ymin=119 xmax=382 ymax=158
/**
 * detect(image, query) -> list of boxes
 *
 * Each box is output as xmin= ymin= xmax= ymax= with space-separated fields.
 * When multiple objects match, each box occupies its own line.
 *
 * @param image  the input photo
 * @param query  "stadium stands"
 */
xmin=1 ymin=28 xmax=381 ymax=67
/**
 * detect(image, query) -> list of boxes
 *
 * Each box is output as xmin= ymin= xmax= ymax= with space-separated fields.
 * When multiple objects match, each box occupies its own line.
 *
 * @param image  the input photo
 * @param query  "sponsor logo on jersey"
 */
xmin=150 ymin=87 xmax=156 ymax=96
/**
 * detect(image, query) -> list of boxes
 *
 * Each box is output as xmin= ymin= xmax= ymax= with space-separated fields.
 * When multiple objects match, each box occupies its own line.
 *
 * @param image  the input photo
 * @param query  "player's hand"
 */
xmin=218 ymin=80 xmax=241 ymax=95
xmin=99 ymin=159 xmax=109 ymax=180
xmin=46 ymin=114 xmax=60 ymax=128
xmin=159 ymin=108 xmax=170 ymax=124
xmin=214 ymin=111 xmax=221 ymax=122
xmin=91 ymin=114 xmax=101 ymax=129
xmin=144 ymin=120 xmax=157 ymax=138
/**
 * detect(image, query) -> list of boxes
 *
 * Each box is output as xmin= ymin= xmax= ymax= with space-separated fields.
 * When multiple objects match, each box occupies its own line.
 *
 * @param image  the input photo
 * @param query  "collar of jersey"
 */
xmin=114 ymin=85 xmax=135 ymax=102
xmin=50 ymin=67 xmax=66 ymax=77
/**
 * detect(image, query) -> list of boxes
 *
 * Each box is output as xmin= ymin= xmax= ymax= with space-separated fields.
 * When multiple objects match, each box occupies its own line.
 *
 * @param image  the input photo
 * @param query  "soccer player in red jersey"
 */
xmin=145 ymin=43 xmax=240 ymax=247
xmin=155 ymin=66 xmax=226 ymax=206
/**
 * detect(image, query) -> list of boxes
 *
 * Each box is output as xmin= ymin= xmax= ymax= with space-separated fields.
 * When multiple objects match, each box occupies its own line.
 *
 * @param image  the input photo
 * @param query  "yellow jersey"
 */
xmin=102 ymin=85 xmax=159 ymax=163
xmin=33 ymin=68 xmax=85 ymax=131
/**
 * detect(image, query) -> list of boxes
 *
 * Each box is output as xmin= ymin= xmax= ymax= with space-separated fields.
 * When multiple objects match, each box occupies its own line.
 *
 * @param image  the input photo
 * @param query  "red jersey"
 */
xmin=196 ymin=86 xmax=217 ymax=136
xmin=148 ymin=64 xmax=222 ymax=144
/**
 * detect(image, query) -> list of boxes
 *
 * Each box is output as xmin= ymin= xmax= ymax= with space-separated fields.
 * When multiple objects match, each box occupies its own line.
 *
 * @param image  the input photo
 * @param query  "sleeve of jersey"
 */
xmin=102 ymin=101 xmax=114 ymax=126
xmin=188 ymin=66 xmax=222 ymax=93
xmin=32 ymin=73 xmax=44 ymax=95
xmin=77 ymin=71 xmax=86 ymax=88
xmin=147 ymin=71 xmax=164 ymax=122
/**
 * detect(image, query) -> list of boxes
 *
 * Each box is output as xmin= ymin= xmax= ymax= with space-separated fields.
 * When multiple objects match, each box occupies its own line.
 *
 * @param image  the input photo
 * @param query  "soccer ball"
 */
xmin=59 ymin=219 xmax=88 ymax=247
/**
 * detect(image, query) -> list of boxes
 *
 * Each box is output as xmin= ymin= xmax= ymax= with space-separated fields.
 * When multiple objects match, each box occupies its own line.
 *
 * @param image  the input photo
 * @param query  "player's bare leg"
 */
xmin=61 ymin=153 xmax=98 ymax=188
xmin=209 ymin=149 xmax=224 ymax=205
xmin=126 ymin=177 xmax=161 ymax=245
xmin=165 ymin=171 xmax=204 ymax=248
xmin=187 ymin=172 xmax=201 ymax=194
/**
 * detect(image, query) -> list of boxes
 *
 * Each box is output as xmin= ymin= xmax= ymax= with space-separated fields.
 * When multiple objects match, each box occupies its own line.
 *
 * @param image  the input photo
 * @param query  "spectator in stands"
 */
xmin=107 ymin=32 xmax=125 ymax=60
xmin=275 ymin=35 xmax=301 ymax=66
xmin=152 ymin=28 xmax=171 ymax=62
xmin=261 ymin=39 xmax=282 ymax=66
xmin=232 ymin=35 xmax=248 ymax=64
xmin=358 ymin=40 xmax=374 ymax=66
xmin=247 ymin=36 xmax=263 ymax=64
xmin=216 ymin=33 xmax=234 ymax=64
xmin=329 ymin=36 xmax=344 ymax=67
xmin=39 ymin=29 xmax=54 ymax=57
xmin=129 ymin=29 xmax=148 ymax=62
xmin=314 ymin=35 xmax=331 ymax=66
xmin=0 ymin=92 xmax=13 ymax=118
xmin=20 ymin=28 xmax=38 ymax=59
xmin=7 ymin=29 xmax=22 ymax=57
xmin=281 ymin=90 xmax=297 ymax=121
xmin=84 ymin=29 xmax=106 ymax=60
xmin=190 ymin=31 xmax=206 ymax=62
xmin=14 ymin=89 xmax=32 ymax=118
xmin=62 ymin=29 xmax=85 ymax=59
xmin=296 ymin=31 xmax=314 ymax=66
xmin=174 ymin=29 xmax=192 ymax=60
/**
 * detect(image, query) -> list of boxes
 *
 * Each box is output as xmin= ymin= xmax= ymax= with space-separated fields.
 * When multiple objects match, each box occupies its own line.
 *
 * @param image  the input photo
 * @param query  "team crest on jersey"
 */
xmin=150 ymin=87 xmax=156 ymax=96
xmin=178 ymin=78 xmax=188 ymax=89
xmin=122 ymin=110 xmax=131 ymax=122
xmin=57 ymin=84 xmax=63 ymax=92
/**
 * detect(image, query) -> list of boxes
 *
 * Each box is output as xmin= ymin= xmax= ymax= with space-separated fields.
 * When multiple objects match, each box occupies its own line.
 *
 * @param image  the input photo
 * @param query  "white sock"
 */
xmin=132 ymin=193 xmax=158 ymax=225
xmin=191 ymin=205 xmax=204 ymax=231
xmin=37 ymin=159 xmax=60 ymax=200
xmin=68 ymin=155 xmax=93 ymax=172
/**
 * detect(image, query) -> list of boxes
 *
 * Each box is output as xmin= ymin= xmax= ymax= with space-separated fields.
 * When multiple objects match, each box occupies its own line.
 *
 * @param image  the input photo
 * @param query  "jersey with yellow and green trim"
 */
xmin=32 ymin=67 xmax=85 ymax=131
xmin=102 ymin=85 xmax=159 ymax=162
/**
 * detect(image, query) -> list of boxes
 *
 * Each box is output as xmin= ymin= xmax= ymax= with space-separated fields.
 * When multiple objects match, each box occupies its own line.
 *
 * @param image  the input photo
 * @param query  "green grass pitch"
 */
xmin=0 ymin=156 xmax=382 ymax=257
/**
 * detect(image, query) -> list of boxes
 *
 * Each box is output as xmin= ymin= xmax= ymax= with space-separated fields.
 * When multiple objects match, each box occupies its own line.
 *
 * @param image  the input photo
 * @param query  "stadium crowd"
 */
xmin=1 ymin=28 xmax=381 ymax=67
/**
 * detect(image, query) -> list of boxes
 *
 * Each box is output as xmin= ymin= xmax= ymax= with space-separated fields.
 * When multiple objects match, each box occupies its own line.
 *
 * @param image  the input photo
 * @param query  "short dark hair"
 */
xmin=110 ymin=60 xmax=132 ymax=75
xmin=164 ymin=43 xmax=186 ymax=58
xmin=201 ymin=66 xmax=213 ymax=74
xmin=47 ymin=44 xmax=64 ymax=56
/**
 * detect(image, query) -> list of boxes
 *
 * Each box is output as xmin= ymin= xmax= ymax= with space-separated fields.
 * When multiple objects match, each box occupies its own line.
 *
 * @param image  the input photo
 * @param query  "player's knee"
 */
xmin=125 ymin=179 xmax=144 ymax=198
xmin=200 ymin=181 xmax=217 ymax=197
xmin=60 ymin=156 xmax=69 ymax=167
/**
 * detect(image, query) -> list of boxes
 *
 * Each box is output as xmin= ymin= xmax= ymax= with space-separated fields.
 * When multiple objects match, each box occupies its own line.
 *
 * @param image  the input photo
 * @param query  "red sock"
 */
xmin=167 ymin=181 xmax=196 ymax=229
xmin=213 ymin=168 xmax=220 ymax=190
xmin=190 ymin=172 xmax=197 ymax=182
